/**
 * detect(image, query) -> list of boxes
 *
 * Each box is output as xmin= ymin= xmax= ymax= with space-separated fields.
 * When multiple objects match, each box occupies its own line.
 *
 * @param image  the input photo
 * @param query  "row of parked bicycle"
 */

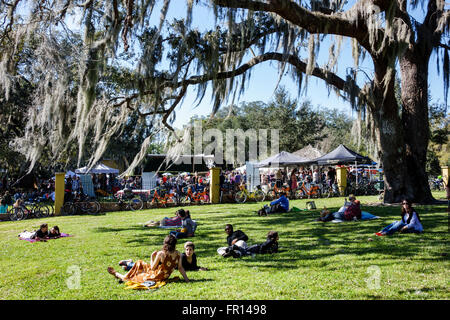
xmin=225 ymin=179 xmax=384 ymax=203
xmin=5 ymin=179 xmax=384 ymax=220
xmin=6 ymin=199 xmax=55 ymax=221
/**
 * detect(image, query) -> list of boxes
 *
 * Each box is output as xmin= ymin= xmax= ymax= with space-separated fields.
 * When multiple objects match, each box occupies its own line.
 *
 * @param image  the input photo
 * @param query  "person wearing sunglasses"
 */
xmin=375 ymin=199 xmax=423 ymax=236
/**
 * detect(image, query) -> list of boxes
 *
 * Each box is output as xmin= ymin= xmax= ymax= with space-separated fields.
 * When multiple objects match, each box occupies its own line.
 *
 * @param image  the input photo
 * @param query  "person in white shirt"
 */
xmin=375 ymin=199 xmax=423 ymax=236
xmin=312 ymin=169 xmax=319 ymax=184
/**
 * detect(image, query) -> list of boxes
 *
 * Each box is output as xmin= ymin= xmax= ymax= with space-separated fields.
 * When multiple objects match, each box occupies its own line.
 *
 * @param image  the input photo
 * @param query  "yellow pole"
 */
xmin=336 ymin=166 xmax=347 ymax=195
xmin=209 ymin=167 xmax=221 ymax=204
xmin=54 ymin=172 xmax=65 ymax=215
xmin=442 ymin=166 xmax=449 ymax=188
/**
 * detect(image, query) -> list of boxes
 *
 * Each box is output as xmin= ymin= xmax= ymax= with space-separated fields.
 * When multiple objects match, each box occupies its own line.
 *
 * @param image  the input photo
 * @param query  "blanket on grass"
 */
xmin=18 ymin=231 xmax=72 ymax=243
xmin=124 ymin=276 xmax=180 ymax=290
xmin=144 ymin=220 xmax=197 ymax=229
xmin=331 ymin=211 xmax=379 ymax=223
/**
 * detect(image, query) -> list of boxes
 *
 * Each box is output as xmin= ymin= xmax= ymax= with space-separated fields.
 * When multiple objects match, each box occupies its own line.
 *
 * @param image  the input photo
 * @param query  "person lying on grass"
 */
xmin=30 ymin=223 xmax=49 ymax=241
xmin=316 ymin=194 xmax=362 ymax=222
xmin=375 ymin=199 xmax=423 ymax=236
xmin=219 ymin=224 xmax=249 ymax=258
xmin=48 ymin=226 xmax=61 ymax=238
xmin=180 ymin=241 xmax=208 ymax=271
xmin=143 ymin=208 xmax=184 ymax=227
xmin=108 ymin=234 xmax=189 ymax=283
xmin=169 ymin=209 xmax=196 ymax=239
xmin=223 ymin=231 xmax=279 ymax=258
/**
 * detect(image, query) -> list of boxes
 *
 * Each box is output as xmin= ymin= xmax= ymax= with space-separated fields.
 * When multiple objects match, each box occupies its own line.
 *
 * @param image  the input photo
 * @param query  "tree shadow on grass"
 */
xmin=94 ymin=226 xmax=146 ymax=233
xmin=397 ymin=286 xmax=449 ymax=296
xmin=93 ymin=203 xmax=448 ymax=268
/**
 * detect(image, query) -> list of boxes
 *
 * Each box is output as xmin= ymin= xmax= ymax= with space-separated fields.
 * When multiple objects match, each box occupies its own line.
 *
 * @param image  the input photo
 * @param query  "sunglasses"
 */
xmin=402 ymin=202 xmax=410 ymax=205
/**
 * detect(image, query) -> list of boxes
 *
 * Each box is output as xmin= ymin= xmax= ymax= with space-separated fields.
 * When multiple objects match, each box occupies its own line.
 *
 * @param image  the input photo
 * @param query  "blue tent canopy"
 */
xmin=313 ymin=144 xmax=373 ymax=165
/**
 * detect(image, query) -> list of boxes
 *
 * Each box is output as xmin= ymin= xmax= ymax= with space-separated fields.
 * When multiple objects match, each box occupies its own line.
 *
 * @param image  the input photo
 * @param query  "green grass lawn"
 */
xmin=0 ymin=192 xmax=448 ymax=300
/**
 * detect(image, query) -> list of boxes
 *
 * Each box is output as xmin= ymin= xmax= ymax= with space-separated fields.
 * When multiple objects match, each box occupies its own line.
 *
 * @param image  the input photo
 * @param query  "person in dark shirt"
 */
xmin=180 ymin=241 xmax=208 ymax=271
xmin=30 ymin=223 xmax=49 ymax=241
xmin=224 ymin=230 xmax=279 ymax=258
xmin=48 ymin=226 xmax=61 ymax=238
xmin=245 ymin=231 xmax=279 ymax=255
xmin=225 ymin=224 xmax=248 ymax=246
xmin=222 ymin=224 xmax=249 ymax=258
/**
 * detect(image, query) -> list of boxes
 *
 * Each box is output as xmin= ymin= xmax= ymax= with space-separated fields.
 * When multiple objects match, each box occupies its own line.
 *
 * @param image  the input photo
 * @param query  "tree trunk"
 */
xmin=399 ymin=51 xmax=435 ymax=204
xmin=370 ymin=85 xmax=412 ymax=203
xmin=367 ymin=57 xmax=419 ymax=203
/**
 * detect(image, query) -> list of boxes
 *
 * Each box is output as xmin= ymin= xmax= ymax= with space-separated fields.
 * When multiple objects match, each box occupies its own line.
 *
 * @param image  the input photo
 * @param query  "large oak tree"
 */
xmin=0 ymin=0 xmax=448 ymax=203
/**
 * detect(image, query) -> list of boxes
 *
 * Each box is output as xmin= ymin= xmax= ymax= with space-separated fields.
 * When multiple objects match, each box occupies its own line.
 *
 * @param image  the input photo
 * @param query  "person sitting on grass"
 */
xmin=108 ymin=234 xmax=189 ymax=283
xmin=30 ymin=223 xmax=49 ymax=241
xmin=375 ymin=199 xmax=423 ymax=236
xmin=169 ymin=209 xmax=196 ymax=239
xmin=224 ymin=231 xmax=279 ymax=258
xmin=181 ymin=241 xmax=208 ymax=271
xmin=260 ymin=192 xmax=289 ymax=215
xmin=316 ymin=194 xmax=361 ymax=222
xmin=143 ymin=208 xmax=184 ymax=227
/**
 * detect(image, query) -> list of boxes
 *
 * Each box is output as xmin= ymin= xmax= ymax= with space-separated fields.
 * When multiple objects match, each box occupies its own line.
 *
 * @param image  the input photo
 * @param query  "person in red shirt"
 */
xmin=344 ymin=198 xmax=362 ymax=220
xmin=317 ymin=195 xmax=361 ymax=222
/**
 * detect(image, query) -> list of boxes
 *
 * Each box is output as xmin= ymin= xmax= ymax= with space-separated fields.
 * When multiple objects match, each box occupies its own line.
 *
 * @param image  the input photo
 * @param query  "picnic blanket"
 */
xmin=18 ymin=231 xmax=72 ymax=243
xmin=331 ymin=211 xmax=380 ymax=223
xmin=144 ymin=220 xmax=197 ymax=230
xmin=124 ymin=276 xmax=180 ymax=290
xmin=157 ymin=225 xmax=181 ymax=229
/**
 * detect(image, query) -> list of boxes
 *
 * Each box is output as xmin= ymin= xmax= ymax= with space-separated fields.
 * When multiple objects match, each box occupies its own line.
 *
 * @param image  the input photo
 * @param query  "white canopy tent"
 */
xmin=75 ymin=163 xmax=119 ymax=174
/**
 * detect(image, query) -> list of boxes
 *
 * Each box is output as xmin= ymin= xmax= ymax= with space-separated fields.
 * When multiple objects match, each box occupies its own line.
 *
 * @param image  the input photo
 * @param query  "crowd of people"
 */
xmin=105 ymin=191 xmax=426 ymax=287
xmin=0 ymin=164 xmax=380 ymax=212
xmin=3 ymin=167 xmax=438 ymax=291
xmin=107 ymin=206 xmax=280 ymax=285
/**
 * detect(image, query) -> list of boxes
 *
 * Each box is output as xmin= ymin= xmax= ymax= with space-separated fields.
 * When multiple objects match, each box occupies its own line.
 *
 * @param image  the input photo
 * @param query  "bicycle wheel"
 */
xmin=36 ymin=204 xmax=50 ymax=218
xmin=267 ymin=190 xmax=276 ymax=200
xmin=9 ymin=207 xmax=24 ymax=221
xmin=62 ymin=202 xmax=75 ymax=215
xmin=93 ymin=201 xmax=101 ymax=213
xmin=84 ymin=201 xmax=100 ymax=214
xmin=129 ymin=198 xmax=143 ymax=211
xmin=253 ymin=190 xmax=266 ymax=202
xmin=234 ymin=191 xmax=247 ymax=203
xmin=43 ymin=203 xmax=54 ymax=216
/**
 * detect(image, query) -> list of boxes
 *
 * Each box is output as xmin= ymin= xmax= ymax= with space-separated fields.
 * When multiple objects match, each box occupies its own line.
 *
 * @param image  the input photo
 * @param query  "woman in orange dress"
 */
xmin=107 ymin=235 xmax=189 ymax=283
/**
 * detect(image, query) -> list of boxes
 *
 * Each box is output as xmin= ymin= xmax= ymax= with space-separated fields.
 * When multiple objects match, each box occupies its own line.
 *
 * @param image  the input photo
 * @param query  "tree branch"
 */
xmin=213 ymin=0 xmax=374 ymax=49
